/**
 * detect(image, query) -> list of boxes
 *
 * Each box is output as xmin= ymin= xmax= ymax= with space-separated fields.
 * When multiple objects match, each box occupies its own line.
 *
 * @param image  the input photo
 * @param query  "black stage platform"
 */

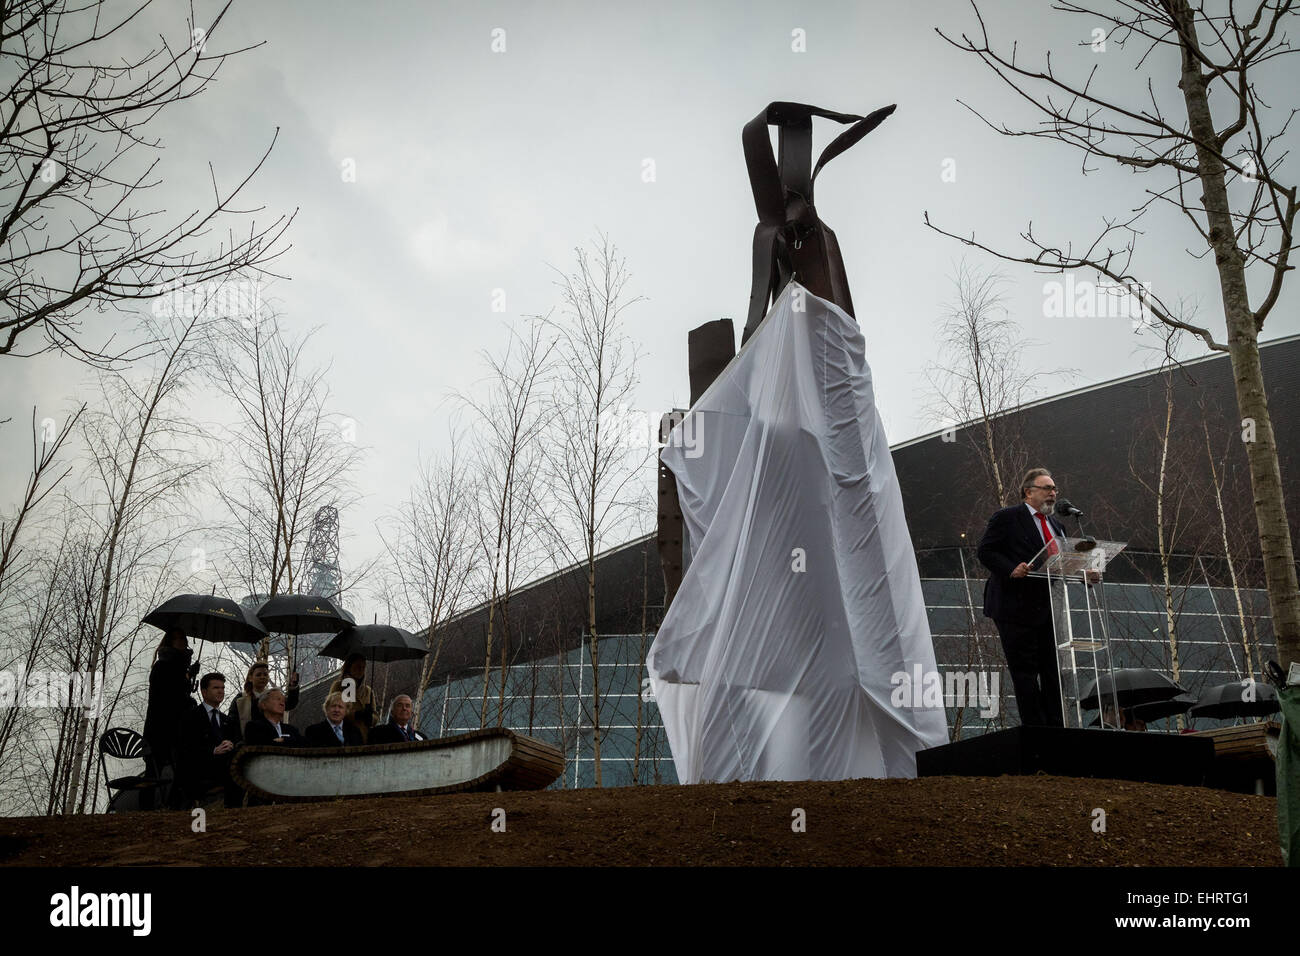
xmin=917 ymin=726 xmax=1216 ymax=786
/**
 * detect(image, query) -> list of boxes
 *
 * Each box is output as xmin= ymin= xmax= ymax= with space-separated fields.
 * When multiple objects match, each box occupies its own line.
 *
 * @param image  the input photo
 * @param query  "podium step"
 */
xmin=917 ymin=726 xmax=1215 ymax=786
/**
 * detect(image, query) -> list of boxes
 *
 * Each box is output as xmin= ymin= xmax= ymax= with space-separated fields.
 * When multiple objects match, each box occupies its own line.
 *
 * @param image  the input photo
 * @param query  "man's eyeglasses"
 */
xmin=1030 ymin=484 xmax=1058 ymax=493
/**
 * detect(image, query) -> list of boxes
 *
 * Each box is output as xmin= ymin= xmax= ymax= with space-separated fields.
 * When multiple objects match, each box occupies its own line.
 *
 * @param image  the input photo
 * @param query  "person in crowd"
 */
xmin=369 ymin=694 xmax=427 ymax=744
xmin=229 ymin=660 xmax=299 ymax=735
xmin=240 ymin=686 xmax=304 ymax=806
xmin=243 ymin=687 xmax=306 ymax=746
xmin=178 ymin=672 xmax=243 ymax=808
xmin=142 ymin=629 xmax=198 ymax=808
xmin=1099 ymin=702 xmax=1148 ymax=732
xmin=305 ymin=691 xmax=364 ymax=747
xmin=328 ymin=653 xmax=376 ymax=743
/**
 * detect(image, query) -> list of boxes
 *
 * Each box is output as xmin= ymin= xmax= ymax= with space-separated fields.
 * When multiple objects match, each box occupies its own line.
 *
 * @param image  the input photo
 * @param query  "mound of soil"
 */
xmin=0 ymin=775 xmax=1279 ymax=867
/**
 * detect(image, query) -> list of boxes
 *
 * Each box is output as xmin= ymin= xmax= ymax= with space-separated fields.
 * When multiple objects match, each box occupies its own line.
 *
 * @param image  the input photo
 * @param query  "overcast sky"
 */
xmin=3 ymin=0 xmax=1298 ymax=628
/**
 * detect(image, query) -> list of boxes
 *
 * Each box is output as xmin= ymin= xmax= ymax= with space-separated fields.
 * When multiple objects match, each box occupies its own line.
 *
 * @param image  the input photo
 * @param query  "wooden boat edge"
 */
xmin=229 ymin=726 xmax=565 ymax=803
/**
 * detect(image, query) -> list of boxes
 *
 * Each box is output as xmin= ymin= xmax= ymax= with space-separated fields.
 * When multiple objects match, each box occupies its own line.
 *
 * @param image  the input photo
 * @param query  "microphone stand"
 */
xmin=1056 ymin=500 xmax=1097 ymax=551
xmin=1072 ymin=513 xmax=1097 ymax=551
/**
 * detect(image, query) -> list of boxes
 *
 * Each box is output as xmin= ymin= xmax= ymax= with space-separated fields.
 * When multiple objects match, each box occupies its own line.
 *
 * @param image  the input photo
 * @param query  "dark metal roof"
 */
xmin=894 ymin=335 xmax=1300 ymax=569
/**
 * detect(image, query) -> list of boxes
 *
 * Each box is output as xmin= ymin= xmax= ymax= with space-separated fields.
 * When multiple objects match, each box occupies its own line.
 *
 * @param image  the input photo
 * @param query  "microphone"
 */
xmin=1055 ymin=498 xmax=1096 ymax=551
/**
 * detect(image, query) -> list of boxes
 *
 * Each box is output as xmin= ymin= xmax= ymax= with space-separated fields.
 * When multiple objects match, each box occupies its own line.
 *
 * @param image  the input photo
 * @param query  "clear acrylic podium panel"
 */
xmin=1028 ymin=537 xmax=1128 ymax=729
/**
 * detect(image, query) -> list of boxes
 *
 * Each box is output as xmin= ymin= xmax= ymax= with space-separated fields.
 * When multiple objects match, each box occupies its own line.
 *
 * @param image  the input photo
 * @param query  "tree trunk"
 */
xmin=587 ymin=555 xmax=601 ymax=787
xmin=497 ymin=597 xmax=509 ymax=726
xmin=1153 ymin=379 xmax=1184 ymax=729
xmin=633 ymin=546 xmax=648 ymax=784
xmin=1204 ymin=421 xmax=1256 ymax=677
xmin=1172 ymin=0 xmax=1300 ymax=669
xmin=481 ymin=597 xmax=496 ymax=729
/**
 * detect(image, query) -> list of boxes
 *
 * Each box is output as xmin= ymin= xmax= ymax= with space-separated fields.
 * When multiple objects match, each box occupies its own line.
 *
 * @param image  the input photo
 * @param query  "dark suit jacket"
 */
xmin=242 ymin=716 xmax=305 ymax=746
xmin=177 ymin=702 xmax=241 ymax=791
xmin=304 ymin=720 xmax=364 ymax=747
xmin=368 ymin=720 xmax=426 ymax=745
xmin=977 ymin=504 xmax=1067 ymax=623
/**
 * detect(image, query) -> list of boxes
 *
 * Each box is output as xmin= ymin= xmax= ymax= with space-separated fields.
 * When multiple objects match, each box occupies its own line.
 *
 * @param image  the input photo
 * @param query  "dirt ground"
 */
xmin=0 ymin=775 xmax=1280 ymax=867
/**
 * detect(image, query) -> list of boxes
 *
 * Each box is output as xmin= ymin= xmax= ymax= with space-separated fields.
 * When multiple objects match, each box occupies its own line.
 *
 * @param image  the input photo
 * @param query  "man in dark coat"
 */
xmin=304 ymin=691 xmax=365 ymax=747
xmin=242 ymin=687 xmax=306 ymax=746
xmin=238 ymin=686 xmax=305 ymax=807
xmin=369 ymin=694 xmax=427 ymax=745
xmin=977 ymin=468 xmax=1070 ymax=727
xmin=178 ymin=672 xmax=242 ymax=808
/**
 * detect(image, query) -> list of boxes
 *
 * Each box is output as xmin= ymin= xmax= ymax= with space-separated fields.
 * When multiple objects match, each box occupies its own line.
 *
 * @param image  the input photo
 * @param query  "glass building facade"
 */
xmin=420 ymin=633 xmax=674 ymax=789
xmin=415 ymin=556 xmax=1277 ymax=788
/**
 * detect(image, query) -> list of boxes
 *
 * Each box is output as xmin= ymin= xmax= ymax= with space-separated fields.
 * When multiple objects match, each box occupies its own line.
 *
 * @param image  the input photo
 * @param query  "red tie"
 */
xmin=1037 ymin=513 xmax=1059 ymax=555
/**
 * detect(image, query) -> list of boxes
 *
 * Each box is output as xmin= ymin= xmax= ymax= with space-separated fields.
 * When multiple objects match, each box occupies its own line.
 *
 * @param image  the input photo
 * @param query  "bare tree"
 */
xmin=542 ymin=233 xmax=647 ymax=786
xmin=462 ymin=319 xmax=556 ymax=729
xmin=62 ymin=307 xmax=212 ymax=812
xmin=209 ymin=312 xmax=362 ymax=664
xmin=926 ymin=0 xmax=1300 ymax=668
xmin=0 ymin=0 xmax=292 ymax=365
xmin=1200 ymin=404 xmax=1264 ymax=679
xmin=632 ymin=541 xmax=649 ymax=784
xmin=36 ymin=509 xmax=194 ymax=815
xmin=925 ymin=261 xmax=1067 ymax=509
xmin=379 ymin=433 xmax=477 ymax=728
xmin=0 ymin=348 xmax=206 ymax=816
xmin=0 ymin=405 xmax=85 ymax=600
xmin=0 ymin=500 xmax=80 ymax=805
xmin=1127 ymin=362 xmax=1210 ymax=725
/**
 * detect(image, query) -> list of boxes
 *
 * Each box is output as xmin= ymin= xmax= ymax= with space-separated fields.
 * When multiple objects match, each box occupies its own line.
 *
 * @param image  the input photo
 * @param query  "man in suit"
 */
xmin=305 ymin=692 xmax=365 ymax=747
xmin=243 ymin=687 xmax=306 ymax=746
xmin=178 ymin=671 xmax=242 ymax=807
xmin=369 ymin=695 xmax=427 ymax=745
xmin=977 ymin=468 xmax=1071 ymax=728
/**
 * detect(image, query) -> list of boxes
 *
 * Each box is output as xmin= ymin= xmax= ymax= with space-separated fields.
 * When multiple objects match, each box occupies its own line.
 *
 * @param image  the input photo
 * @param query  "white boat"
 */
xmin=230 ymin=727 xmax=564 ymax=803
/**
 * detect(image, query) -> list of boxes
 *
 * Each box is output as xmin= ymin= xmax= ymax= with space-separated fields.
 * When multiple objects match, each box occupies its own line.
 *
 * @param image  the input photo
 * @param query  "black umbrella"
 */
xmin=317 ymin=624 xmax=427 ymax=663
xmin=256 ymin=594 xmax=355 ymax=635
xmin=1128 ymin=693 xmax=1198 ymax=723
xmin=143 ymin=593 xmax=269 ymax=644
xmin=1080 ymin=667 xmax=1187 ymax=710
xmin=1188 ymin=680 xmax=1280 ymax=719
xmin=1087 ymin=695 xmax=1195 ymax=727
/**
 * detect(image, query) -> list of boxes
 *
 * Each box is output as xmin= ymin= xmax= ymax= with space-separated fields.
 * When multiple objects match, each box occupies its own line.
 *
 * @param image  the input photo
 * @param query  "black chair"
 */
xmin=98 ymin=727 xmax=166 ymax=812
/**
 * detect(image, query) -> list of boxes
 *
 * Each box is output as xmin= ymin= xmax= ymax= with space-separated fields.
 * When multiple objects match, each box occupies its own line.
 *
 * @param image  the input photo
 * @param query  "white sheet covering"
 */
xmin=648 ymin=282 xmax=948 ymax=782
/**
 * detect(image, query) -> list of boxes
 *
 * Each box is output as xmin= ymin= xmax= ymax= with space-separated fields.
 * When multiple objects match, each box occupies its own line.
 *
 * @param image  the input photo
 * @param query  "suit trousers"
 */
xmin=994 ymin=611 xmax=1064 ymax=728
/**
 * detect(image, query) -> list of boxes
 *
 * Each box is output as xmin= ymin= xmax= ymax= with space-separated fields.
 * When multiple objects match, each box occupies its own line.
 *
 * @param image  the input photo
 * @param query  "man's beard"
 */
xmin=1037 ymin=501 xmax=1054 ymax=515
